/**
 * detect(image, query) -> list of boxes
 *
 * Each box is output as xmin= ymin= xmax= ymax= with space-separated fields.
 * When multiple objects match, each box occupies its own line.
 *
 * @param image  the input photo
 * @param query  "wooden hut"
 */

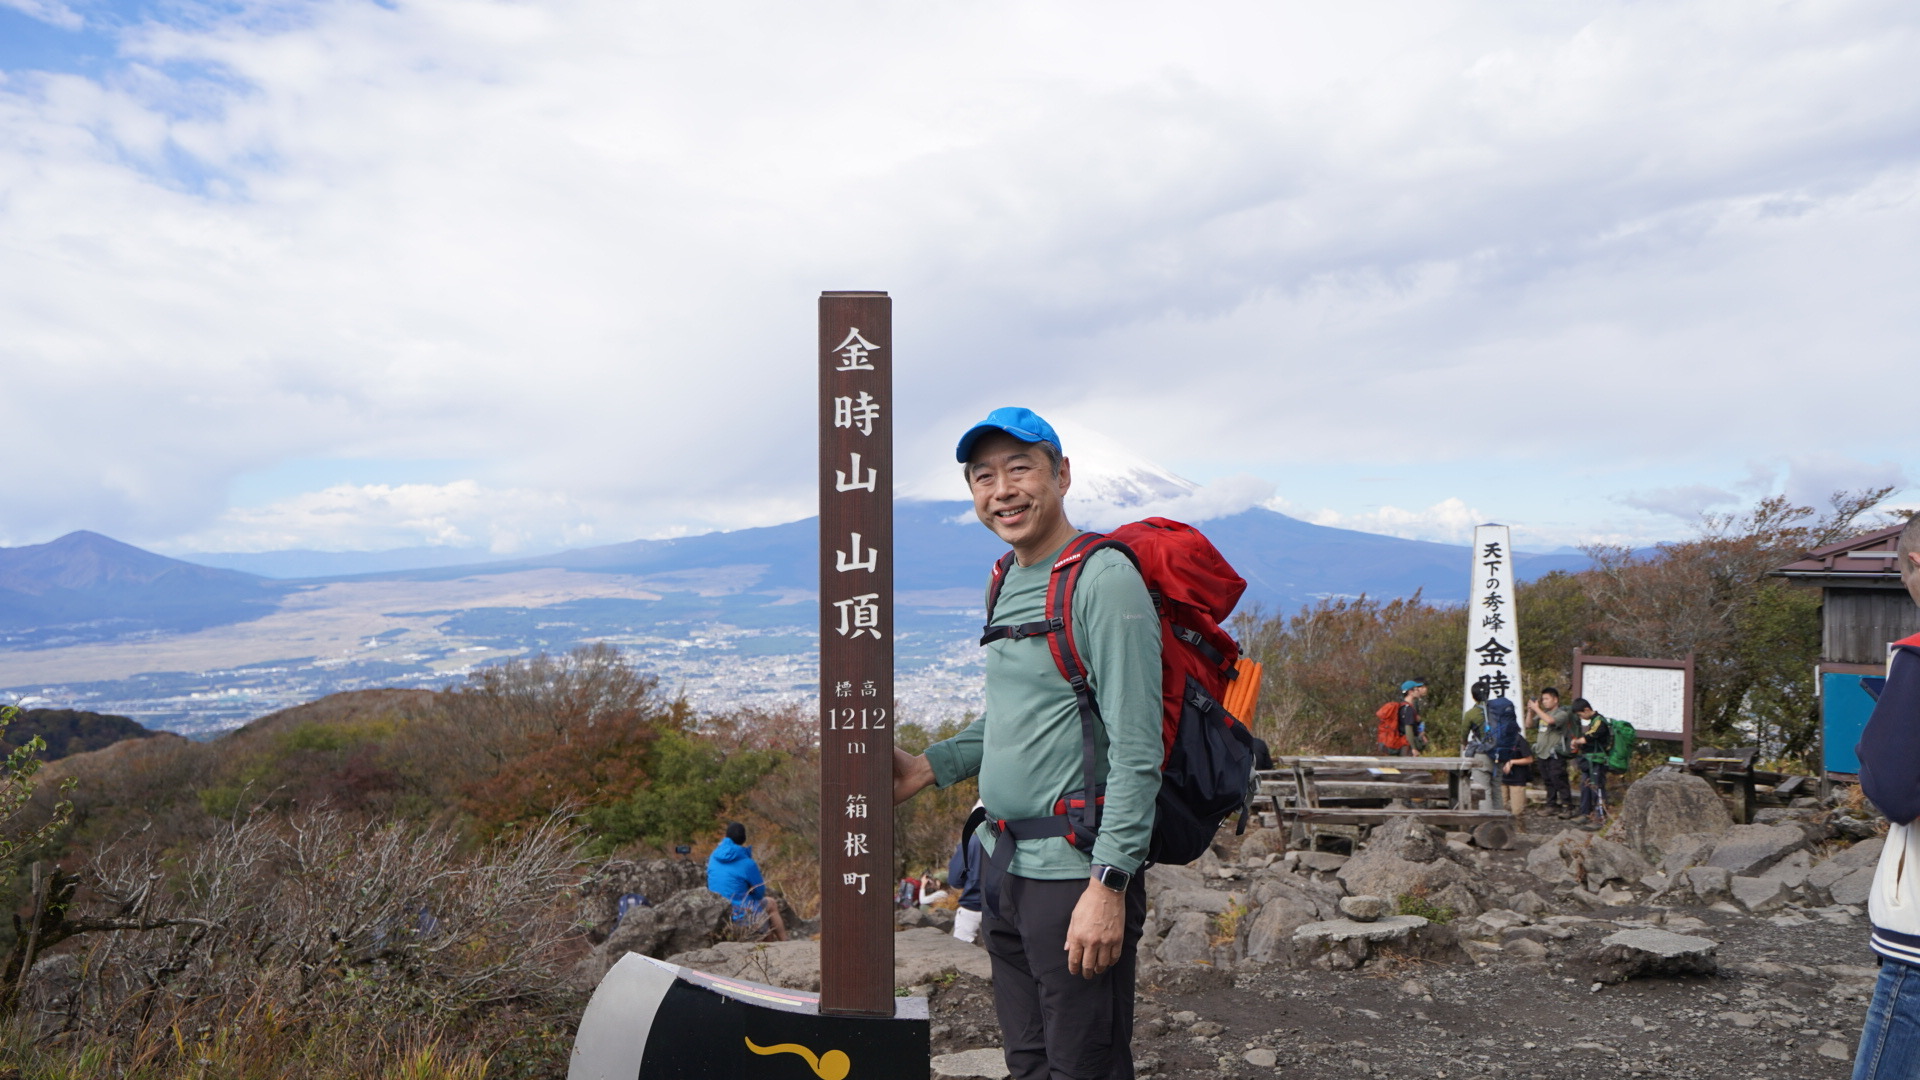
xmin=1773 ymin=525 xmax=1920 ymax=779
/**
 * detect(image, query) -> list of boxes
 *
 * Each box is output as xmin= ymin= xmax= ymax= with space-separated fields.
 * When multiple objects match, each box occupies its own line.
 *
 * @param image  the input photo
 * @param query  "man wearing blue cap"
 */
xmin=893 ymin=407 xmax=1163 ymax=1080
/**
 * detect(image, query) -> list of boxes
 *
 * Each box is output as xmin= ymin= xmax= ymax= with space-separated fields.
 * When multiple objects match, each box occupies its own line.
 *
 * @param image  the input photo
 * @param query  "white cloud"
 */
xmin=1617 ymin=484 xmax=1741 ymax=520
xmin=1776 ymin=455 xmax=1910 ymax=512
xmin=1 ymin=0 xmax=81 ymax=30
xmin=161 ymin=481 xmax=591 ymax=555
xmin=0 ymin=1 xmax=1916 ymax=552
xmin=1074 ymin=474 xmax=1276 ymax=532
xmin=1299 ymin=497 xmax=1486 ymax=545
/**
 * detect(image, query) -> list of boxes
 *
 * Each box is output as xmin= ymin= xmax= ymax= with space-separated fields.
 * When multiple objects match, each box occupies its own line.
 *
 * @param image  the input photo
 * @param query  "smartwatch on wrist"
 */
xmin=1090 ymin=864 xmax=1132 ymax=893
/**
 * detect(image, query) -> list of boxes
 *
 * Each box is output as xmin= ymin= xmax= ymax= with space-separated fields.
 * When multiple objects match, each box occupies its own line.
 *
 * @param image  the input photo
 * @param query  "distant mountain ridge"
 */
xmin=181 ymin=545 xmax=527 ymax=580
xmin=0 ymin=531 xmax=285 ymax=644
xmin=6 ymin=508 xmax=1589 ymax=646
xmin=2 ymin=510 xmax=1596 ymax=733
xmin=268 ymin=501 xmax=1589 ymax=610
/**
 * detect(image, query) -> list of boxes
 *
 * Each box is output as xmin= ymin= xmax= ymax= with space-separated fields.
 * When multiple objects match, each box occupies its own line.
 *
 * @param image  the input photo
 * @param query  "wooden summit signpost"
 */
xmin=816 ymin=290 xmax=895 ymax=1017
xmin=564 ymin=293 xmax=925 ymax=1078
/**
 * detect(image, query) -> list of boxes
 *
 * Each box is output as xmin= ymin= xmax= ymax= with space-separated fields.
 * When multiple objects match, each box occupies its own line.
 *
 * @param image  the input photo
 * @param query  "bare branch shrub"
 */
xmin=20 ymin=808 xmax=582 ymax=1055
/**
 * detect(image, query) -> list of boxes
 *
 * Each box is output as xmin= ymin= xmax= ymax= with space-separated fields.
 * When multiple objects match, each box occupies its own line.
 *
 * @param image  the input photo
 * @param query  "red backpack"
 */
xmin=976 ymin=518 xmax=1257 ymax=868
xmin=1375 ymin=701 xmax=1409 ymax=750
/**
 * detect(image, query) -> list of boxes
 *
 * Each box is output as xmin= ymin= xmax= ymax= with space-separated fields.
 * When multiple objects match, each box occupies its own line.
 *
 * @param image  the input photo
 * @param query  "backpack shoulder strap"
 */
xmin=1042 ymin=533 xmax=1131 ymax=690
xmin=1043 ymin=534 xmax=1131 ymax=831
xmin=982 ymin=551 xmax=1017 ymax=626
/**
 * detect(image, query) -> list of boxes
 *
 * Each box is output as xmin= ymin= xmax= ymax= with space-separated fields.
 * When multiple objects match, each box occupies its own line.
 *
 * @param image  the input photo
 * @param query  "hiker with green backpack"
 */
xmin=1570 ymin=697 xmax=1634 ymax=824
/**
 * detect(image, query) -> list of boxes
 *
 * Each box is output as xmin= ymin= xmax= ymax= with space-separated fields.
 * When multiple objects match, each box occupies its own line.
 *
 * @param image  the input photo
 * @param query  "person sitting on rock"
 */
xmin=1851 ymin=510 xmax=1920 ymax=1079
xmin=948 ymin=820 xmax=985 ymax=944
xmin=705 ymin=822 xmax=787 ymax=941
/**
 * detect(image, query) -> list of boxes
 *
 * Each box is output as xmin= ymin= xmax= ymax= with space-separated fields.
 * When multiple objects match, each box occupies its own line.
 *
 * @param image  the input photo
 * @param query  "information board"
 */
xmin=1578 ymin=665 xmax=1687 ymax=736
xmin=1571 ymin=650 xmax=1694 ymax=757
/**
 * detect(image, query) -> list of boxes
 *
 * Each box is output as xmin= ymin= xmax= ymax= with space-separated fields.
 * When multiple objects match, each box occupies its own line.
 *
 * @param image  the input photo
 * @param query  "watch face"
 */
xmin=1099 ymin=866 xmax=1129 ymax=891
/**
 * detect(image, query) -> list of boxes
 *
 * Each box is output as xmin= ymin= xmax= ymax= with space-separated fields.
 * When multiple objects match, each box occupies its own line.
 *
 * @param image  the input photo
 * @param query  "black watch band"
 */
xmin=1091 ymin=864 xmax=1131 ymax=893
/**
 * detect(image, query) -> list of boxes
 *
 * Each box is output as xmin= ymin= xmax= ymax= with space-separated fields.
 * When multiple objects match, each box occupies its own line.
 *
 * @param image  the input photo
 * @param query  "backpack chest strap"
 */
xmin=979 ymin=616 xmax=1062 ymax=647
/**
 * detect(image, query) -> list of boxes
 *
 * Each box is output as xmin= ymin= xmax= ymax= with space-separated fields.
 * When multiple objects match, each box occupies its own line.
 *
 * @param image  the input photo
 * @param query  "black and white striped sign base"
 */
xmin=568 ymin=953 xmax=930 ymax=1079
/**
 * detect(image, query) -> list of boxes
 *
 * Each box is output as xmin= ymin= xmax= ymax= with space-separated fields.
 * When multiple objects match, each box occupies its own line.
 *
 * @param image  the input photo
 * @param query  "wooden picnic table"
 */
xmin=1259 ymin=755 xmax=1512 ymax=842
xmin=1685 ymin=747 xmax=1788 ymax=823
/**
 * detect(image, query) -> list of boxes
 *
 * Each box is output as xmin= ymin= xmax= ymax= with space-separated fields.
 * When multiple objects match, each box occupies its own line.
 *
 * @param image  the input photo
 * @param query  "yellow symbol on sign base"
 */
xmin=743 ymin=1036 xmax=851 ymax=1080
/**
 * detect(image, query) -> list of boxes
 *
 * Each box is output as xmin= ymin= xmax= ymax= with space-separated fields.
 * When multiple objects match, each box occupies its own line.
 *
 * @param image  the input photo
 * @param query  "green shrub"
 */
xmin=1395 ymin=891 xmax=1456 ymax=923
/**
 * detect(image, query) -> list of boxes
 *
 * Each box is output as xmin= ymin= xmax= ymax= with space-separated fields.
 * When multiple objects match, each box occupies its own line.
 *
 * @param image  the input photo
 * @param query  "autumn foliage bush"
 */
xmin=1233 ymin=489 xmax=1895 ymax=767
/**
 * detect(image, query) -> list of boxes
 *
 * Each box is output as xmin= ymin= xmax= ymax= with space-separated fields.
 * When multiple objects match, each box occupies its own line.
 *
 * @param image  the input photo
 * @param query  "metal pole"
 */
xmin=817 ymin=291 xmax=895 ymax=1017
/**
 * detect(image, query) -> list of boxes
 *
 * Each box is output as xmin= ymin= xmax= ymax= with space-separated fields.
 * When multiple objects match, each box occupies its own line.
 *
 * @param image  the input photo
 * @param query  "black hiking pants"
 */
xmin=1541 ymin=756 xmax=1572 ymax=807
xmin=983 ymin=872 xmax=1148 ymax=1080
xmin=1578 ymin=759 xmax=1611 ymax=816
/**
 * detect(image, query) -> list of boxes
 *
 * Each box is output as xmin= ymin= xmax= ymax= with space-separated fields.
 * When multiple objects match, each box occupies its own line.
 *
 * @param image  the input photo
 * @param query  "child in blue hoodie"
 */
xmin=706 ymin=822 xmax=787 ymax=941
xmin=1852 ymin=515 xmax=1920 ymax=1079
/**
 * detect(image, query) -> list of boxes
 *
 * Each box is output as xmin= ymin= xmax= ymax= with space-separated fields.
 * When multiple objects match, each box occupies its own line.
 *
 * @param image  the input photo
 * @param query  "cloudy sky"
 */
xmin=3 ymin=0 xmax=1915 ymax=558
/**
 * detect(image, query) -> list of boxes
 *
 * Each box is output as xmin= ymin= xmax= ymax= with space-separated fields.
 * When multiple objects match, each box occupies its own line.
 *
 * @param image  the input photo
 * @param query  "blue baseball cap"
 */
xmin=1401 ymin=679 xmax=1425 ymax=692
xmin=955 ymin=407 xmax=1063 ymax=463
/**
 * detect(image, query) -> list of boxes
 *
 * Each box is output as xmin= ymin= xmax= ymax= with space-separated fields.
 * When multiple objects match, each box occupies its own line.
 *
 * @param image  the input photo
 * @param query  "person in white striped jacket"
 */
xmin=1853 ymin=513 xmax=1920 ymax=1079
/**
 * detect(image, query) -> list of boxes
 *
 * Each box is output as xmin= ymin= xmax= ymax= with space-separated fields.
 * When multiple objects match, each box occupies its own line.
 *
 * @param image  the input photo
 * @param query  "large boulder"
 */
xmin=1808 ymin=837 xmax=1885 ymax=904
xmin=1756 ymin=850 xmax=1815 ymax=893
xmin=1705 ymin=824 xmax=1811 ymax=876
xmin=1617 ymin=771 xmax=1733 ymax=858
xmin=1524 ymin=830 xmax=1649 ymax=891
xmin=1145 ymin=862 xmax=1207 ymax=906
xmin=1367 ymin=815 xmax=1445 ymax=862
xmin=1242 ymin=883 xmax=1330 ymax=963
xmin=1156 ymin=911 xmax=1215 ymax=966
xmin=1289 ymin=915 xmax=1461 ymax=970
xmin=1338 ymin=817 xmax=1473 ymax=903
xmin=578 ymin=858 xmax=706 ymax=925
xmin=650 ymin=888 xmax=735 ymax=958
xmin=1238 ymin=827 xmax=1287 ymax=862
xmin=1657 ymin=833 xmax=1722 ymax=877
xmin=1730 ymin=876 xmax=1790 ymax=913
xmin=1156 ymin=888 xmax=1233 ymax=916
xmin=1587 ymin=928 xmax=1718 ymax=984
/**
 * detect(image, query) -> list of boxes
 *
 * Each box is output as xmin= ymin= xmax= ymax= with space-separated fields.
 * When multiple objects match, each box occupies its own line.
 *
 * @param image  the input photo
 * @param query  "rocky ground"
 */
xmin=576 ymin=768 xmax=1888 ymax=1079
xmin=919 ymin=769 xmax=1886 ymax=1079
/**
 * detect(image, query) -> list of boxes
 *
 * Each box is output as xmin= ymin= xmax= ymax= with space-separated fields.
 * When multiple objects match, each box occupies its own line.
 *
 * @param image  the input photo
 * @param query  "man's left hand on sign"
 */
xmin=892 ymin=749 xmax=934 ymax=804
xmin=1065 ymin=880 xmax=1126 ymax=978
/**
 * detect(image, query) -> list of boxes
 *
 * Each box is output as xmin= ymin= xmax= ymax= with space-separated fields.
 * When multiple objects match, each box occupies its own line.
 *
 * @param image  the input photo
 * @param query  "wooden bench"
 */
xmin=1260 ymin=755 xmax=1511 ymax=848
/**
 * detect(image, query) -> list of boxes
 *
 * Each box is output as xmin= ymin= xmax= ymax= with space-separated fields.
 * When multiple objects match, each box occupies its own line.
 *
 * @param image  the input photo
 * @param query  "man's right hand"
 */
xmin=893 ymin=749 xmax=935 ymax=805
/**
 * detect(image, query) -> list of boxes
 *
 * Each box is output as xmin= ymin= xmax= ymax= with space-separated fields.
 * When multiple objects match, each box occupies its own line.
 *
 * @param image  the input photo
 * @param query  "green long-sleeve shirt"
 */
xmin=923 ymin=539 xmax=1163 ymax=878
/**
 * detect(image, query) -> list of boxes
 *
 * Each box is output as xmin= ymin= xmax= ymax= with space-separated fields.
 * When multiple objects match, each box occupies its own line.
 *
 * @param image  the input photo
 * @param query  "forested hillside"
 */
xmin=0 ymin=708 xmax=153 ymax=761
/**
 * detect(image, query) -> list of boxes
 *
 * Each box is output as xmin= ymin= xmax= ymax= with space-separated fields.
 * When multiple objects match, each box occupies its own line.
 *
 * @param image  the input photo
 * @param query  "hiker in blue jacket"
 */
xmin=948 ymin=816 xmax=985 ymax=944
xmin=706 ymin=822 xmax=787 ymax=940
